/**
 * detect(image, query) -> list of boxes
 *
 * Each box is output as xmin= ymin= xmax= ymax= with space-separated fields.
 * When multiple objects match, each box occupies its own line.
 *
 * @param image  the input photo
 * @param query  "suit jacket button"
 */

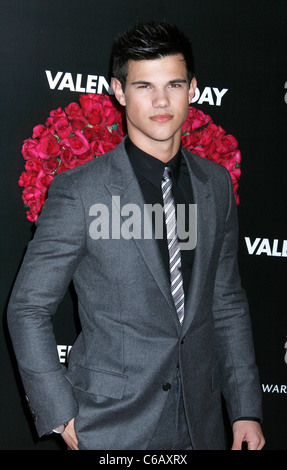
xmin=181 ymin=336 xmax=186 ymax=344
xmin=162 ymin=383 xmax=171 ymax=391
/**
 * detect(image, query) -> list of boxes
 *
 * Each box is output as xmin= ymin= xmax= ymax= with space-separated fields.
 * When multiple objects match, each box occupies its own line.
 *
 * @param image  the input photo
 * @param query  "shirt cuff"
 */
xmin=233 ymin=417 xmax=261 ymax=423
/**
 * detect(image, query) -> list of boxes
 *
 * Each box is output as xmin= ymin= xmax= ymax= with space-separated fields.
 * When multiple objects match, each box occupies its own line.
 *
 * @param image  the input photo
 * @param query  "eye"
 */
xmin=137 ymin=84 xmax=152 ymax=89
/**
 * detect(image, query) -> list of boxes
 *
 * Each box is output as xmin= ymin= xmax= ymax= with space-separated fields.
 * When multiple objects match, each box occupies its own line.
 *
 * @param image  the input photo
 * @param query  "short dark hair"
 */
xmin=112 ymin=21 xmax=195 ymax=89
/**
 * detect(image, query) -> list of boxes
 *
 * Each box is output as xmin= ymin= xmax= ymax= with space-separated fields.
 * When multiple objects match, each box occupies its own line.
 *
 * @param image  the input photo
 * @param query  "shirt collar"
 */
xmin=125 ymin=136 xmax=182 ymax=189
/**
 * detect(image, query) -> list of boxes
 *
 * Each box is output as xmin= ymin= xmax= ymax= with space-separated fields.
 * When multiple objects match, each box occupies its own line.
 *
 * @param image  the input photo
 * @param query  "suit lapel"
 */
xmin=181 ymin=149 xmax=216 ymax=334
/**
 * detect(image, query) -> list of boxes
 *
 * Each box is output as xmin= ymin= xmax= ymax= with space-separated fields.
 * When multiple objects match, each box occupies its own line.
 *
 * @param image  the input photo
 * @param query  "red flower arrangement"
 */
xmin=19 ymin=93 xmax=241 ymax=222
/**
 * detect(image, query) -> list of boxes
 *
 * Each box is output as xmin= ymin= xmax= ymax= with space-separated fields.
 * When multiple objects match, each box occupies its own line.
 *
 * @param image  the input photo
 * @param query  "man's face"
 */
xmin=113 ymin=54 xmax=197 ymax=159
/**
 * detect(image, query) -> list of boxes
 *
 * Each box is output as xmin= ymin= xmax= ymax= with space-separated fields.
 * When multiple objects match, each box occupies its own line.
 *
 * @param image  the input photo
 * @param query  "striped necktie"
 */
xmin=161 ymin=167 xmax=185 ymax=324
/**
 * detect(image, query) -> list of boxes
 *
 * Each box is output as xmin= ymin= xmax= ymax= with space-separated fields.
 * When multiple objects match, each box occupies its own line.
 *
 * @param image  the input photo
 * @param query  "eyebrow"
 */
xmin=130 ymin=79 xmax=188 ymax=86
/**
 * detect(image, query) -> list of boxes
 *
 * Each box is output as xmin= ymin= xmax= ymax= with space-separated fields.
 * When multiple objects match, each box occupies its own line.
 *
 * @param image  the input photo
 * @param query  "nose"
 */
xmin=152 ymin=88 xmax=170 ymax=108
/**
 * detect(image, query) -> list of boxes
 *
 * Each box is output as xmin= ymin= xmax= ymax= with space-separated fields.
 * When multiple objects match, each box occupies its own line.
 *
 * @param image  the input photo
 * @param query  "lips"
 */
xmin=150 ymin=114 xmax=173 ymax=123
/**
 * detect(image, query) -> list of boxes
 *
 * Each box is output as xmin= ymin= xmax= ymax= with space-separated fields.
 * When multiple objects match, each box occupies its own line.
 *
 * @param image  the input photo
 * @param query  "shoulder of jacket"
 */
xmin=52 ymin=139 xmax=126 ymax=186
xmin=183 ymin=148 xmax=229 ymax=176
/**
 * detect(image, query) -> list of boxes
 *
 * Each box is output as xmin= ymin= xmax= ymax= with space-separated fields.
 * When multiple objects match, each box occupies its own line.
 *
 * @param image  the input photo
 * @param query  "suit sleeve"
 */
xmin=212 ymin=169 xmax=262 ymax=423
xmin=7 ymin=172 xmax=86 ymax=436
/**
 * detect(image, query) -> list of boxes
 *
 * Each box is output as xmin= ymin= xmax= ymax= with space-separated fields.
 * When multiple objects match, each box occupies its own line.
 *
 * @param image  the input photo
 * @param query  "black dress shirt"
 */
xmin=125 ymin=136 xmax=195 ymax=298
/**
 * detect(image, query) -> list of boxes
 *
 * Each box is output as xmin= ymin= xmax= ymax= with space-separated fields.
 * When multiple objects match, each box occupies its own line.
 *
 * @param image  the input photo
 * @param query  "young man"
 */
xmin=8 ymin=22 xmax=265 ymax=450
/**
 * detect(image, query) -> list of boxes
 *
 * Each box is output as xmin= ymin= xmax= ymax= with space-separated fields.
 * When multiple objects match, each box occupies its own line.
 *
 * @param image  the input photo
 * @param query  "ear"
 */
xmin=112 ymin=78 xmax=126 ymax=106
xmin=188 ymin=77 xmax=197 ymax=104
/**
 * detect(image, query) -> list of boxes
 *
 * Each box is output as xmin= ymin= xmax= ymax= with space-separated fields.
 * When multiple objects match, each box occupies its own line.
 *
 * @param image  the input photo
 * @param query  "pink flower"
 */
xmin=69 ymin=115 xmax=88 ymax=132
xmin=79 ymin=93 xmax=101 ymax=114
xmin=48 ymin=107 xmax=66 ymax=119
xmin=185 ymin=107 xmax=212 ymax=131
xmin=36 ymin=133 xmax=60 ymax=160
xmin=18 ymin=170 xmax=38 ymax=189
xmin=60 ymin=146 xmax=76 ymax=167
xmin=51 ymin=116 xmax=73 ymax=139
xmin=35 ymin=170 xmax=54 ymax=196
xmin=24 ymin=158 xmax=42 ymax=173
xmin=22 ymin=138 xmax=39 ymax=160
xmin=64 ymin=102 xmax=84 ymax=117
xmin=42 ymin=157 xmax=59 ymax=175
xmin=62 ymin=130 xmax=90 ymax=156
xmin=83 ymin=125 xmax=101 ymax=142
xmin=32 ymin=124 xmax=49 ymax=139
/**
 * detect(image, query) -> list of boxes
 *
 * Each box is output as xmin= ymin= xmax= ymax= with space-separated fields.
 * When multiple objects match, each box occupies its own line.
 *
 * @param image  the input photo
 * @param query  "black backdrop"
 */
xmin=1 ymin=0 xmax=286 ymax=450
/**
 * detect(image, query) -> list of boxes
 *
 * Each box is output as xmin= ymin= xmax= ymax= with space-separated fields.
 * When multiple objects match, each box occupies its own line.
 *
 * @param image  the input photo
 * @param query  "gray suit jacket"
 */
xmin=8 ymin=139 xmax=262 ymax=449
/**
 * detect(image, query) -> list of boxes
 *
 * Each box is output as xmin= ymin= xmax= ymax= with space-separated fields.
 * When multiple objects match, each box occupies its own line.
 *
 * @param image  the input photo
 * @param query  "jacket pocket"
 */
xmin=66 ymin=365 xmax=128 ymax=400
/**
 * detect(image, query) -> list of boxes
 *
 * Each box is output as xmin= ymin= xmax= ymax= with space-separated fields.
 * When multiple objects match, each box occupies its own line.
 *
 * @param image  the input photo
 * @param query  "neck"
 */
xmin=127 ymin=131 xmax=182 ymax=163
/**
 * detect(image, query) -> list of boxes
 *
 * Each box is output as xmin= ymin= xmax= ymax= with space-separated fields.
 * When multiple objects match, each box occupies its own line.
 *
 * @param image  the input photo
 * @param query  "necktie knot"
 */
xmin=162 ymin=166 xmax=172 ymax=181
